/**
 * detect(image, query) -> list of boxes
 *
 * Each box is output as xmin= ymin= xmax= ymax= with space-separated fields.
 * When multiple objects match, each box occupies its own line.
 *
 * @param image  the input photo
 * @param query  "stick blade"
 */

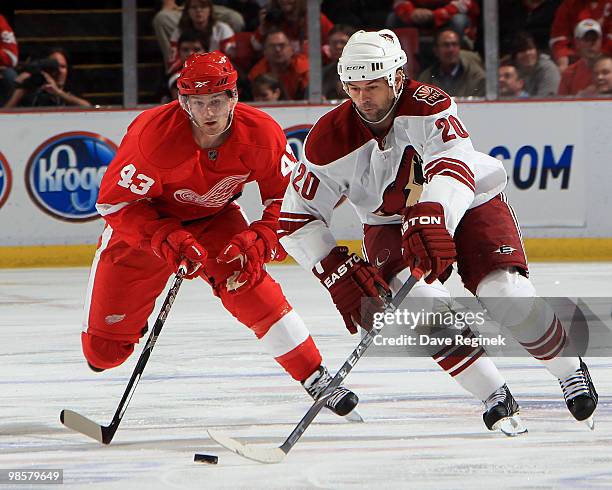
xmin=60 ymin=409 xmax=106 ymax=444
xmin=207 ymin=430 xmax=285 ymax=464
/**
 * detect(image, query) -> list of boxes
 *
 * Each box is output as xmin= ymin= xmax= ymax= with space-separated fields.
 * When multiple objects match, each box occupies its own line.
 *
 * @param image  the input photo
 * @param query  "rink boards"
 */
xmin=0 ymin=99 xmax=611 ymax=266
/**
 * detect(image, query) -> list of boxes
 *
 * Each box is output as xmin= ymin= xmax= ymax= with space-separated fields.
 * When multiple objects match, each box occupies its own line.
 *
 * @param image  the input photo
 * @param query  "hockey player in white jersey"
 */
xmin=279 ymin=29 xmax=598 ymax=431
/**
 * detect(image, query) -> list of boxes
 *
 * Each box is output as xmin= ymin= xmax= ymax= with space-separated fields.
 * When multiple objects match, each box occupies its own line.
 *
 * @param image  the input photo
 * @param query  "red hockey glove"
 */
xmin=216 ymin=223 xmax=287 ymax=294
xmin=150 ymin=220 xmax=208 ymax=279
xmin=401 ymin=202 xmax=456 ymax=284
xmin=313 ymin=246 xmax=390 ymax=334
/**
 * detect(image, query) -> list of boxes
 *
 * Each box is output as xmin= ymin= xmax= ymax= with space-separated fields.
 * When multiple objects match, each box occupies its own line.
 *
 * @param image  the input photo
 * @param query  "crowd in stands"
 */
xmin=1 ymin=0 xmax=612 ymax=108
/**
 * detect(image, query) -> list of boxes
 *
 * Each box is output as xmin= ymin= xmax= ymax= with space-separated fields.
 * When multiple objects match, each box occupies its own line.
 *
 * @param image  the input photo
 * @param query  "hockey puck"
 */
xmin=194 ymin=453 xmax=218 ymax=464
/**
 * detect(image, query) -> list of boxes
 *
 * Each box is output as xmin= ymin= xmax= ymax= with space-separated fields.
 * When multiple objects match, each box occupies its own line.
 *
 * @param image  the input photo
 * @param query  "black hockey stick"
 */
xmin=60 ymin=261 xmax=188 ymax=444
xmin=208 ymin=269 xmax=423 ymax=463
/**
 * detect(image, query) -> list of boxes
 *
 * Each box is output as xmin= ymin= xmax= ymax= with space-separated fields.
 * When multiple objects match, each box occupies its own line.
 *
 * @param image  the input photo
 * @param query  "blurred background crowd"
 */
xmin=1 ymin=0 xmax=611 ymax=108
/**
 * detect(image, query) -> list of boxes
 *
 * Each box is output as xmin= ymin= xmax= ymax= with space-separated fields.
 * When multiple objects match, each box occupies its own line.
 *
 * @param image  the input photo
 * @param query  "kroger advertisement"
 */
xmin=0 ymin=100 xmax=602 ymax=247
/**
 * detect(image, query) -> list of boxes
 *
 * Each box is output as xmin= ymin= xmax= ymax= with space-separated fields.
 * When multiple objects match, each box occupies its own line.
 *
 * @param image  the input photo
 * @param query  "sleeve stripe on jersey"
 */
xmin=424 ymin=157 xmax=475 ymax=192
xmin=2 ymin=48 xmax=17 ymax=67
xmin=278 ymin=212 xmax=318 ymax=237
xmin=263 ymin=198 xmax=284 ymax=207
xmin=96 ymin=201 xmax=131 ymax=216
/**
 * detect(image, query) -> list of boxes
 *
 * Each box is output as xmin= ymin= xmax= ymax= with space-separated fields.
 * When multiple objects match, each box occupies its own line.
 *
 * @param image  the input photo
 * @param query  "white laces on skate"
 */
xmin=303 ymin=367 xmax=333 ymax=400
xmin=484 ymin=385 xmax=508 ymax=411
xmin=559 ymin=369 xmax=590 ymax=402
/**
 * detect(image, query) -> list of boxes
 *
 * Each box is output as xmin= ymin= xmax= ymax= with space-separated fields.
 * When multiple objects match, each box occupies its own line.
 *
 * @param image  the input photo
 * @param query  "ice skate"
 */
xmin=483 ymin=384 xmax=527 ymax=436
xmin=559 ymin=358 xmax=598 ymax=430
xmin=302 ymin=365 xmax=360 ymax=419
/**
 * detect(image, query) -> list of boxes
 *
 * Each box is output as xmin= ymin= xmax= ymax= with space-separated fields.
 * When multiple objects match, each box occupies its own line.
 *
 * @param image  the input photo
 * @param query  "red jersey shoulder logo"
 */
xmin=412 ymin=85 xmax=448 ymax=106
xmin=174 ymin=173 xmax=250 ymax=208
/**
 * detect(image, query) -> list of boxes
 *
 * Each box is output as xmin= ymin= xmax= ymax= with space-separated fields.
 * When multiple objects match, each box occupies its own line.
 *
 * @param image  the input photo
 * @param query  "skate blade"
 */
xmin=582 ymin=416 xmax=595 ymax=430
xmin=343 ymin=408 xmax=364 ymax=423
xmin=493 ymin=415 xmax=528 ymax=437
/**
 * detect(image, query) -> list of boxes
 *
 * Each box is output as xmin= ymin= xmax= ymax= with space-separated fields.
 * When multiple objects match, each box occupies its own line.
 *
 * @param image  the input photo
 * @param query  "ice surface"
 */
xmin=1 ymin=264 xmax=611 ymax=489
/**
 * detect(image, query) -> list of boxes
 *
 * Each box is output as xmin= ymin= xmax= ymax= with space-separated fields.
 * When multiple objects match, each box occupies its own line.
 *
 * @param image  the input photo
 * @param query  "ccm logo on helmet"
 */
xmin=346 ymin=65 xmax=365 ymax=71
xmin=324 ymin=255 xmax=362 ymax=288
xmin=401 ymin=216 xmax=442 ymax=233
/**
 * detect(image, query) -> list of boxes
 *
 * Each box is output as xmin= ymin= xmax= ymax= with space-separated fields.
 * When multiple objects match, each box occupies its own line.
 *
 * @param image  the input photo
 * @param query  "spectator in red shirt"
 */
xmin=558 ymin=18 xmax=603 ymax=95
xmin=389 ymin=0 xmax=480 ymax=43
xmin=248 ymin=28 xmax=309 ymax=100
xmin=0 ymin=14 xmax=18 ymax=105
xmin=550 ymin=0 xmax=612 ymax=73
xmin=251 ymin=0 xmax=334 ymax=54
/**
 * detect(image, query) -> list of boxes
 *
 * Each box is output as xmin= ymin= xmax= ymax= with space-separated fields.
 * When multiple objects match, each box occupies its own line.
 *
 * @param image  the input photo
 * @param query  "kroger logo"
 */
xmin=0 ymin=151 xmax=12 ymax=209
xmin=25 ymin=132 xmax=117 ymax=221
xmin=284 ymin=125 xmax=312 ymax=162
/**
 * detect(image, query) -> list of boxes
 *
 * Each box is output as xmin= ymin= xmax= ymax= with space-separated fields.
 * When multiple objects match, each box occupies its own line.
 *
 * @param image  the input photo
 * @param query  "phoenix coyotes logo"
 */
xmin=174 ymin=173 xmax=249 ymax=207
xmin=379 ymin=33 xmax=395 ymax=42
xmin=413 ymin=85 xmax=448 ymax=106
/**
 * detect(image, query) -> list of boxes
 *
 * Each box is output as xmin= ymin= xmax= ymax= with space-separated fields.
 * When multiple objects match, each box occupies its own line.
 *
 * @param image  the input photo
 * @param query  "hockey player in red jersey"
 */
xmin=81 ymin=51 xmax=358 ymax=418
xmin=279 ymin=30 xmax=598 ymax=431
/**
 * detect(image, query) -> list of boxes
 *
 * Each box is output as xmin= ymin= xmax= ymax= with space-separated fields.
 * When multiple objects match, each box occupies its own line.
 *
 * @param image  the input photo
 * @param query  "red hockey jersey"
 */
xmin=550 ymin=0 xmax=612 ymax=60
xmin=0 ymin=15 xmax=18 ymax=68
xmin=96 ymin=101 xmax=296 ymax=249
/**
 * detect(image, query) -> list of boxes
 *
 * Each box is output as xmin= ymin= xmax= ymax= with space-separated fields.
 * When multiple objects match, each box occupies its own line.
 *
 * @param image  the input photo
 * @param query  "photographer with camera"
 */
xmin=3 ymin=47 xmax=91 ymax=109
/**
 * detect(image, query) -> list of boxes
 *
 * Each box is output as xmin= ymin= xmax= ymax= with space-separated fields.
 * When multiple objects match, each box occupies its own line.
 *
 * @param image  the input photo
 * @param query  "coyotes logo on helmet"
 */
xmin=413 ymin=85 xmax=448 ymax=106
xmin=379 ymin=33 xmax=395 ymax=42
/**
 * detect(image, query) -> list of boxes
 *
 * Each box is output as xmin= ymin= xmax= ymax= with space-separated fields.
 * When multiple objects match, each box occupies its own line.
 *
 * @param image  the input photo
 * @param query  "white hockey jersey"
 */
xmin=279 ymin=80 xmax=508 ymax=270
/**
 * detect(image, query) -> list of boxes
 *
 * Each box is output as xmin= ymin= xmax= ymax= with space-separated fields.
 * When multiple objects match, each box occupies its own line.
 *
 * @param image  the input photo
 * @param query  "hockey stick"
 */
xmin=60 ymin=261 xmax=188 ymax=444
xmin=208 ymin=269 xmax=423 ymax=463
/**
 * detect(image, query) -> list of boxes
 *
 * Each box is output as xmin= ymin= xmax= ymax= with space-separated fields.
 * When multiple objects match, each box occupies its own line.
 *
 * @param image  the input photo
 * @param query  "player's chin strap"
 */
xmin=179 ymin=94 xmax=237 ymax=137
xmin=348 ymin=72 xmax=405 ymax=126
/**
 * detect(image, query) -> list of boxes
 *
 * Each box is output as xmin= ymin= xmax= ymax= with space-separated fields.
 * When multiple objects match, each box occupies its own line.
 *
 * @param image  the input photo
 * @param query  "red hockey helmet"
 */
xmin=177 ymin=51 xmax=238 ymax=95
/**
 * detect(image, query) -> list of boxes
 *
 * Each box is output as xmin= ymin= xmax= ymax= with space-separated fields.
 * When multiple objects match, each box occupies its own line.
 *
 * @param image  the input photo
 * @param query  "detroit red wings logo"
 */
xmin=174 ymin=173 xmax=250 ymax=207
xmin=413 ymin=85 xmax=448 ymax=106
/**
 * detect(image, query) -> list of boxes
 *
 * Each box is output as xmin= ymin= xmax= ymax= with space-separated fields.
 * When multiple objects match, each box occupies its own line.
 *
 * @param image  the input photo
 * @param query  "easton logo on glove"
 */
xmin=322 ymin=254 xmax=363 ymax=288
xmin=401 ymin=215 xmax=442 ymax=234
